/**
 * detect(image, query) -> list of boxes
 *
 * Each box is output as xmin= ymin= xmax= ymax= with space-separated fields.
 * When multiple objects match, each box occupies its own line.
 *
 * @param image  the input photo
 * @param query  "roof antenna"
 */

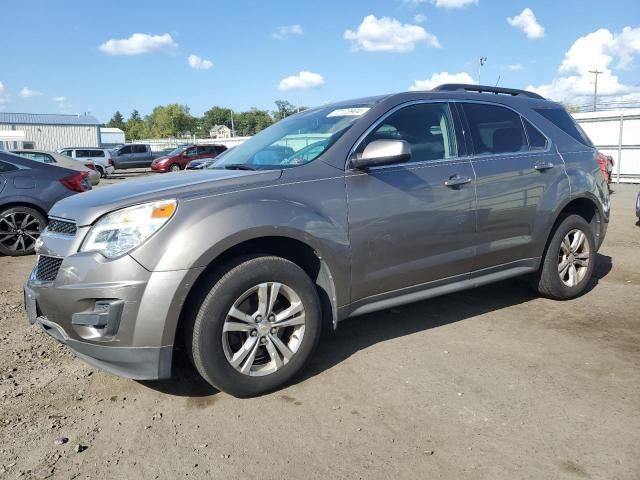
xmin=495 ymin=75 xmax=501 ymax=87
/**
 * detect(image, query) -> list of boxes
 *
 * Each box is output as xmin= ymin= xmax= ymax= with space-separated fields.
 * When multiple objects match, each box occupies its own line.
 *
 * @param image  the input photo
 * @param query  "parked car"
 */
xmin=110 ymin=144 xmax=164 ymax=169
xmin=12 ymin=149 xmax=100 ymax=186
xmin=25 ymin=84 xmax=610 ymax=397
xmin=186 ymin=147 xmax=234 ymax=170
xmin=0 ymin=151 xmax=91 ymax=256
xmin=58 ymin=148 xmax=115 ymax=178
xmin=151 ymin=144 xmax=227 ymax=173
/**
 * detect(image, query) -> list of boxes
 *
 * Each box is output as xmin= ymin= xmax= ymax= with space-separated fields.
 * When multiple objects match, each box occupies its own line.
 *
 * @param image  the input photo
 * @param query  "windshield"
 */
xmin=166 ymin=147 xmax=185 ymax=156
xmin=209 ymin=105 xmax=371 ymax=170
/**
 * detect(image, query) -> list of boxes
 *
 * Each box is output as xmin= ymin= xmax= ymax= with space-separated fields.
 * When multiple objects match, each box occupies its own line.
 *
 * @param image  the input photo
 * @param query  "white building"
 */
xmin=209 ymin=124 xmax=232 ymax=139
xmin=0 ymin=112 xmax=101 ymax=151
xmin=100 ymin=127 xmax=125 ymax=148
xmin=574 ymin=109 xmax=640 ymax=183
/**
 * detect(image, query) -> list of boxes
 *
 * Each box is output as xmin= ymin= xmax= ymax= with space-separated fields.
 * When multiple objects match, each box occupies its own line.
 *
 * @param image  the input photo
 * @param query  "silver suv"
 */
xmin=25 ymin=85 xmax=609 ymax=397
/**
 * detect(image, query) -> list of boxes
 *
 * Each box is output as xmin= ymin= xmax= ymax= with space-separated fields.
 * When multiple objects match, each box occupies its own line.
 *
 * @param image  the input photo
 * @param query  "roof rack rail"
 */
xmin=432 ymin=83 xmax=544 ymax=100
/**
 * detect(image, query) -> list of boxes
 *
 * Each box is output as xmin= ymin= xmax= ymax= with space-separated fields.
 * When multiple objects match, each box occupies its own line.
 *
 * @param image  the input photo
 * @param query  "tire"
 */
xmin=96 ymin=165 xmax=105 ymax=178
xmin=0 ymin=206 xmax=47 ymax=256
xmin=188 ymin=256 xmax=322 ymax=397
xmin=534 ymin=214 xmax=596 ymax=300
xmin=169 ymin=164 xmax=181 ymax=172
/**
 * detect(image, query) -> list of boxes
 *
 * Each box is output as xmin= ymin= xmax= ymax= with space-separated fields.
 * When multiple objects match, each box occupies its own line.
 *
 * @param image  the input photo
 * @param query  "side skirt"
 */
xmin=340 ymin=258 xmax=540 ymax=320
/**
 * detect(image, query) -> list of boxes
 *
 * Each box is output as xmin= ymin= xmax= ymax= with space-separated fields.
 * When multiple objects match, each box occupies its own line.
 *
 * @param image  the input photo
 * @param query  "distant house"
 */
xmin=100 ymin=127 xmax=125 ymax=148
xmin=0 ymin=112 xmax=100 ymax=151
xmin=209 ymin=124 xmax=232 ymax=139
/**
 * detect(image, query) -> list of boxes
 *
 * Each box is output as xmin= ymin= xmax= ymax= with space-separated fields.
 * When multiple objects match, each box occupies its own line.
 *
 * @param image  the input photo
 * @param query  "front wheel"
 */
xmin=169 ymin=163 xmax=181 ymax=172
xmin=534 ymin=214 xmax=596 ymax=299
xmin=188 ymin=256 xmax=322 ymax=397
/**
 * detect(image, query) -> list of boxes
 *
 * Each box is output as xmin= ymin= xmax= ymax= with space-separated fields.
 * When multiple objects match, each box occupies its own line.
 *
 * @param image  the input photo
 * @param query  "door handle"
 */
xmin=534 ymin=161 xmax=554 ymax=171
xmin=444 ymin=175 xmax=472 ymax=187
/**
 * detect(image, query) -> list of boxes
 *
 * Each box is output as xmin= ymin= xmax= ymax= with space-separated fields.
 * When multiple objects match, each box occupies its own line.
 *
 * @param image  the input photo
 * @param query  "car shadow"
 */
xmin=139 ymin=253 xmax=613 ymax=398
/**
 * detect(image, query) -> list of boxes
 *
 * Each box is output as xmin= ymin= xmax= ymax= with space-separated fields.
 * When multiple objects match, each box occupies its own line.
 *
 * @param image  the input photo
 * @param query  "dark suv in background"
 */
xmin=25 ymin=84 xmax=609 ymax=397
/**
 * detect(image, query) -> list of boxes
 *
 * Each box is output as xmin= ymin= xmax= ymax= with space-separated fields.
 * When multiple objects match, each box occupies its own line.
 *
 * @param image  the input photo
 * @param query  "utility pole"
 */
xmin=230 ymin=110 xmax=235 ymax=137
xmin=478 ymin=57 xmax=487 ymax=84
xmin=589 ymin=69 xmax=602 ymax=112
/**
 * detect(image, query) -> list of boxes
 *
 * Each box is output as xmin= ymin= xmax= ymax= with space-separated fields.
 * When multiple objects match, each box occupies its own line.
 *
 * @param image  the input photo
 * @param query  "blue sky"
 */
xmin=1 ymin=0 xmax=639 ymax=122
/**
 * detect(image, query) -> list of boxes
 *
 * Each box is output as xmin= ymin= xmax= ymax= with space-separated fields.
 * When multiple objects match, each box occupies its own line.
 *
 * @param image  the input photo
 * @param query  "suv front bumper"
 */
xmin=24 ymin=244 xmax=203 ymax=380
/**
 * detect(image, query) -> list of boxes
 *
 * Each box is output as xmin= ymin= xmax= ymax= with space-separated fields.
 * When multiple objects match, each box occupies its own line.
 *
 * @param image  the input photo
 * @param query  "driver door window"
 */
xmin=364 ymin=103 xmax=456 ymax=163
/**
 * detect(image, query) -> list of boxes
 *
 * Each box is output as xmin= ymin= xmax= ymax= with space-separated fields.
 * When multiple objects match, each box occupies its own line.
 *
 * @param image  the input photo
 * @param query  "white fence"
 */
xmin=574 ymin=109 xmax=640 ymax=183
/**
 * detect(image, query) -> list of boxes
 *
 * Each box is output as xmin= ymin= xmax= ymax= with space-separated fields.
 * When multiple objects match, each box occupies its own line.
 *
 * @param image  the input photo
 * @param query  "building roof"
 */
xmin=0 ymin=112 xmax=100 ymax=126
xmin=100 ymin=127 xmax=124 ymax=133
xmin=210 ymin=124 xmax=231 ymax=131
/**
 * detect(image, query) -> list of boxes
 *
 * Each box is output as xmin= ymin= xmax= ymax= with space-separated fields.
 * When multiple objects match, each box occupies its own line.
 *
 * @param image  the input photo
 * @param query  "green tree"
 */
xmin=106 ymin=111 xmax=125 ymax=130
xmin=144 ymin=104 xmax=196 ymax=138
xmin=125 ymin=109 xmax=145 ymax=140
xmin=272 ymin=100 xmax=298 ymax=122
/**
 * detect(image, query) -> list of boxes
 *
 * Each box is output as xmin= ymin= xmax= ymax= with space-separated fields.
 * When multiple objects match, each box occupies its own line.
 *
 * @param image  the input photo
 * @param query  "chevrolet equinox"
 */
xmin=25 ymin=84 xmax=610 ymax=397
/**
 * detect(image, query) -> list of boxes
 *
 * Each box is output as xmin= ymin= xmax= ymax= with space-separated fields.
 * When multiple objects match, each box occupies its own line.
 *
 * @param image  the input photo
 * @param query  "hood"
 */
xmin=50 ymin=169 xmax=282 ymax=226
xmin=152 ymin=155 xmax=170 ymax=163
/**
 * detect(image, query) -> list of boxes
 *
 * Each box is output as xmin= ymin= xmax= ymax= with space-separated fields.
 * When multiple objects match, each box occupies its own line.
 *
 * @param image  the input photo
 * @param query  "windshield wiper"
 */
xmin=223 ymin=164 xmax=256 ymax=171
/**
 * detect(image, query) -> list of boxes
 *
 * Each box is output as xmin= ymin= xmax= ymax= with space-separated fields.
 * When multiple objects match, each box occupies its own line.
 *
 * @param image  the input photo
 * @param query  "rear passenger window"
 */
xmin=91 ymin=150 xmax=105 ymax=157
xmin=534 ymin=108 xmax=593 ymax=147
xmin=0 ymin=160 xmax=18 ymax=173
xmin=76 ymin=150 xmax=90 ymax=157
xmin=523 ymin=118 xmax=547 ymax=150
xmin=364 ymin=102 xmax=456 ymax=163
xmin=132 ymin=145 xmax=147 ymax=153
xmin=462 ymin=103 xmax=527 ymax=155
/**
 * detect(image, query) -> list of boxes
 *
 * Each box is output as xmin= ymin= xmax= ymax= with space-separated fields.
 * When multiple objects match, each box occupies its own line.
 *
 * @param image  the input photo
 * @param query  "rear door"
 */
xmin=346 ymin=101 xmax=477 ymax=301
xmin=459 ymin=102 xmax=563 ymax=270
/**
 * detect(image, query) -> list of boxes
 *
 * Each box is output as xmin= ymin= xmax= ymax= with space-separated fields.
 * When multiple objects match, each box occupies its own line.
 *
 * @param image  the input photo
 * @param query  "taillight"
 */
xmin=596 ymin=152 xmax=608 ymax=166
xmin=60 ymin=171 xmax=89 ymax=192
xmin=108 ymin=159 xmax=114 ymax=166
xmin=85 ymin=162 xmax=96 ymax=170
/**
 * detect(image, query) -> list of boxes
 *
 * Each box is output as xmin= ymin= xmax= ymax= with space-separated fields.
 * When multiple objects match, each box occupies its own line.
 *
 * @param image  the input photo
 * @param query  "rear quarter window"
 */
xmin=522 ymin=118 xmax=548 ymax=150
xmin=534 ymin=108 xmax=593 ymax=147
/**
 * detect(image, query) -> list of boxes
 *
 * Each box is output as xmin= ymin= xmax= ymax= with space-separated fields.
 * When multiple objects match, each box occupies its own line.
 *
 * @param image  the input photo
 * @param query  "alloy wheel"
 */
xmin=558 ymin=229 xmax=590 ymax=287
xmin=222 ymin=282 xmax=306 ymax=376
xmin=0 ymin=211 xmax=43 ymax=254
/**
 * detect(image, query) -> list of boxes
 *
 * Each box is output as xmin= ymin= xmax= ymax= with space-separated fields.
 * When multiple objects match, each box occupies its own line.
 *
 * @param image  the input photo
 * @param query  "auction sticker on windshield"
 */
xmin=327 ymin=107 xmax=370 ymax=117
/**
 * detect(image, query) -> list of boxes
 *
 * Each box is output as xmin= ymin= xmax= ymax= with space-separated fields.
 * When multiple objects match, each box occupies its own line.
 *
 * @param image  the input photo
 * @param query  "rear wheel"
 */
xmin=0 ymin=207 xmax=46 ymax=256
xmin=169 ymin=163 xmax=181 ymax=172
xmin=534 ymin=214 xmax=595 ymax=299
xmin=96 ymin=165 xmax=105 ymax=178
xmin=188 ymin=256 xmax=322 ymax=397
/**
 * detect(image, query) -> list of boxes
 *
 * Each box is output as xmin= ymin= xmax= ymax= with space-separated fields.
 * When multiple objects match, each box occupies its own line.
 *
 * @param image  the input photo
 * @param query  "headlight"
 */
xmin=80 ymin=199 xmax=177 ymax=258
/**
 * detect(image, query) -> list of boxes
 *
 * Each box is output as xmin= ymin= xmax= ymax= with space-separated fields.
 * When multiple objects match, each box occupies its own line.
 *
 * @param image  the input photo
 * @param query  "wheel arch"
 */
xmin=0 ymin=200 xmax=48 ymax=219
xmin=171 ymin=235 xmax=339 ymax=351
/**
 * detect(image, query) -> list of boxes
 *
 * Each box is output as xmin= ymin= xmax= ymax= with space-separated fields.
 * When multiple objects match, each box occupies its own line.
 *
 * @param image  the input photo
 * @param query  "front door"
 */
xmin=346 ymin=102 xmax=477 ymax=301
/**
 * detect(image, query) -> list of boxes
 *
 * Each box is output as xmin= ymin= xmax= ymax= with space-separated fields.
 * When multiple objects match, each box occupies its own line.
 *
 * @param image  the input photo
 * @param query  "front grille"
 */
xmin=47 ymin=219 xmax=77 ymax=236
xmin=35 ymin=256 xmax=63 ymax=282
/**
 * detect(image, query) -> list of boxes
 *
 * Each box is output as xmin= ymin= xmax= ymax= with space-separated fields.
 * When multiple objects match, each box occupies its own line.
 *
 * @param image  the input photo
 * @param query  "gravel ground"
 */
xmin=0 ymin=183 xmax=639 ymax=480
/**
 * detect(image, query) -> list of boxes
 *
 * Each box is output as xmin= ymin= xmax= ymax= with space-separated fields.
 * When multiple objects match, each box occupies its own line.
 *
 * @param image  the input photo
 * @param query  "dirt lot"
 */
xmin=1 ymin=180 xmax=639 ymax=480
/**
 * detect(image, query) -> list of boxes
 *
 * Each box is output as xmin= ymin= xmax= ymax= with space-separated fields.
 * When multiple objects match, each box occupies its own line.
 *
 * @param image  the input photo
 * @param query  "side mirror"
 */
xmin=350 ymin=139 xmax=411 ymax=169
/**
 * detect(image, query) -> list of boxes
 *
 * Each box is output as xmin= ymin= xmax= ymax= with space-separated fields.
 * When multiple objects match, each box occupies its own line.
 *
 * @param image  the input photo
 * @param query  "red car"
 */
xmin=150 ymin=144 xmax=227 ymax=173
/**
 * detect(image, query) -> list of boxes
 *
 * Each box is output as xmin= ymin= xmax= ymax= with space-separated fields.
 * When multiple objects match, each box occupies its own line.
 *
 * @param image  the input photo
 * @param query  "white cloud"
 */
xmin=409 ymin=71 xmax=475 ymax=91
xmin=431 ymin=0 xmax=478 ymax=7
xmin=0 ymin=82 xmax=6 ymax=109
xmin=99 ymin=33 xmax=177 ymax=56
xmin=528 ymin=27 xmax=640 ymax=103
xmin=19 ymin=87 xmax=42 ymax=98
xmin=52 ymin=96 xmax=66 ymax=102
xmin=344 ymin=15 xmax=440 ymax=53
xmin=278 ymin=71 xmax=325 ymax=91
xmin=414 ymin=14 xmax=427 ymax=23
xmin=507 ymin=8 xmax=544 ymax=40
xmin=188 ymin=54 xmax=214 ymax=70
xmin=507 ymin=63 xmax=524 ymax=71
xmin=272 ymin=24 xmax=303 ymax=40
xmin=0 ymin=82 xmax=4 ymax=97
